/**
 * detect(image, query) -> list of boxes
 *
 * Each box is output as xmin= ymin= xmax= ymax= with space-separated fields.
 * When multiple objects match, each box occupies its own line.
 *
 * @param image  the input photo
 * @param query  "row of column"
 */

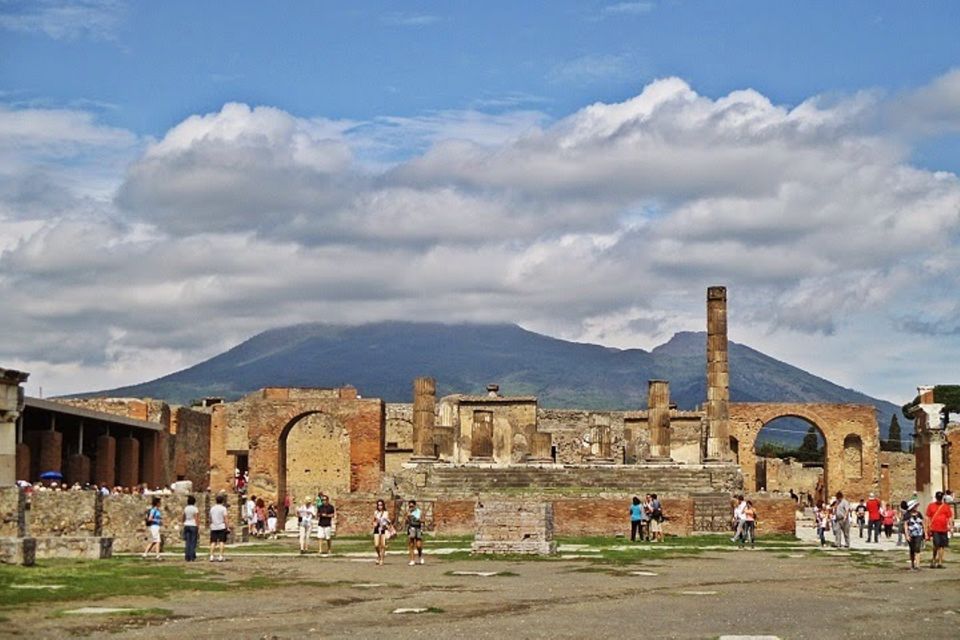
xmin=16 ymin=432 xmax=145 ymax=487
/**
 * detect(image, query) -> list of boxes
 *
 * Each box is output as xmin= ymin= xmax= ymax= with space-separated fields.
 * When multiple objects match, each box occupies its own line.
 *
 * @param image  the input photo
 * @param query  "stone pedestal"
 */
xmin=95 ymin=435 xmax=116 ymax=487
xmin=411 ymin=376 xmax=438 ymax=462
xmin=0 ymin=368 xmax=29 ymax=487
xmin=705 ymin=286 xmax=731 ymax=461
xmin=39 ymin=430 xmax=63 ymax=475
xmin=117 ymin=437 xmax=140 ymax=487
xmin=472 ymin=500 xmax=557 ymax=555
xmin=646 ymin=380 xmax=672 ymax=461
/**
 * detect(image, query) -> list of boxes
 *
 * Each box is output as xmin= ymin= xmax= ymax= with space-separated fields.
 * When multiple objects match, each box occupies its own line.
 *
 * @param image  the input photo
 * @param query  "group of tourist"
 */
xmin=811 ymin=489 xmax=954 ymax=570
xmin=141 ymin=493 xmax=428 ymax=566
xmin=627 ymin=494 xmax=665 ymax=542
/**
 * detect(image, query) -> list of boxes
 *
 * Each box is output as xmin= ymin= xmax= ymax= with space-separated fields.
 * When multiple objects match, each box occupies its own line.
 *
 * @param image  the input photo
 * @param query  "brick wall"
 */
xmin=172 ymin=407 xmax=211 ymax=490
xmin=746 ymin=496 xmax=797 ymax=535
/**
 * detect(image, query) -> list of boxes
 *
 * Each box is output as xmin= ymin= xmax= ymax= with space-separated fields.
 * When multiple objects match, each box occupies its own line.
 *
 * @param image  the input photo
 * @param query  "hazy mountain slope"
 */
xmin=78 ymin=322 xmax=904 ymax=440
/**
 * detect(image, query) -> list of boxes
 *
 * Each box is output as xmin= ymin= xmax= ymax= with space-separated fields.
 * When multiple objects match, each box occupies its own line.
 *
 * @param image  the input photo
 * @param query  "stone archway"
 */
xmin=729 ymin=403 xmax=880 ymax=499
xmin=240 ymin=388 xmax=385 ymax=505
xmin=279 ymin=412 xmax=351 ymax=505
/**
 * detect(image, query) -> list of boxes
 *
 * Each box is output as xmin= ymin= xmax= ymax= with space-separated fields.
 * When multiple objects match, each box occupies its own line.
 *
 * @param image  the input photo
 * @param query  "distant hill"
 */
xmin=75 ymin=322 xmax=906 ymax=444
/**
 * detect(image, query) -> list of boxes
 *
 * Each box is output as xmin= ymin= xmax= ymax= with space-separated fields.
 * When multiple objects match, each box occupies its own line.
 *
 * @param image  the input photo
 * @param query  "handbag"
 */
xmin=386 ymin=524 xmax=397 ymax=540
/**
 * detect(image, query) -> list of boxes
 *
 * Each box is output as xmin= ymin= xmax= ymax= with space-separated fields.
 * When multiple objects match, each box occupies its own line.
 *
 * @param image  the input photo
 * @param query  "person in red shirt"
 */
xmin=925 ymin=491 xmax=954 ymax=568
xmin=865 ymin=493 xmax=882 ymax=543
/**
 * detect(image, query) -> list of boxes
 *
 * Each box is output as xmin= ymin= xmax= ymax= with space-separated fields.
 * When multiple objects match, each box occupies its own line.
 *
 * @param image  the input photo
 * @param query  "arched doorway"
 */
xmin=278 ymin=412 xmax=350 ymax=508
xmin=753 ymin=416 xmax=826 ymax=504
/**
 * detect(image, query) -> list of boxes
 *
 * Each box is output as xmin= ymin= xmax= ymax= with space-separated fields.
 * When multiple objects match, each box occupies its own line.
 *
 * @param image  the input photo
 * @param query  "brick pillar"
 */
xmin=39 ymin=430 xmax=63 ymax=474
xmin=15 ymin=442 xmax=30 ymax=482
xmin=95 ymin=435 xmax=116 ymax=487
xmin=706 ymin=286 xmax=731 ymax=461
xmin=0 ymin=368 xmax=29 ymax=486
xmin=412 ymin=376 xmax=437 ymax=461
xmin=24 ymin=430 xmax=41 ymax=482
xmin=66 ymin=453 xmax=91 ymax=485
xmin=647 ymin=380 xmax=672 ymax=461
xmin=117 ymin=436 xmax=140 ymax=487
xmin=142 ymin=431 xmax=162 ymax=489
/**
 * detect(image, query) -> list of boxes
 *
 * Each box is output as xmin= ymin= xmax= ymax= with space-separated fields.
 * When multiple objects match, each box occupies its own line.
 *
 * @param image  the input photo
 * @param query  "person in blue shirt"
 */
xmin=142 ymin=496 xmax=163 ymax=560
xmin=630 ymin=496 xmax=644 ymax=542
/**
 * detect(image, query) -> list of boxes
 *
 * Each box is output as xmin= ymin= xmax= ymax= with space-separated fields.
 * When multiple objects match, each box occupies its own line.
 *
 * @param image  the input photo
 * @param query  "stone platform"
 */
xmin=471 ymin=499 xmax=557 ymax=555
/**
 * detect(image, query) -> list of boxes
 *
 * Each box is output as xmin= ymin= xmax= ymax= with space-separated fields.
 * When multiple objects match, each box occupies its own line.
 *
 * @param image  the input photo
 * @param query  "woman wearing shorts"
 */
xmin=372 ymin=499 xmax=392 ymax=566
xmin=142 ymin=496 xmax=163 ymax=560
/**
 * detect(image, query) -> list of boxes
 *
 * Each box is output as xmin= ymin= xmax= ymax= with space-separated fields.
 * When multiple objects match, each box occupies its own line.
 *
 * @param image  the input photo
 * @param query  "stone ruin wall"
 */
xmin=763 ymin=457 xmax=822 ymax=497
xmin=385 ymin=403 xmax=413 ymax=475
xmin=880 ymin=451 xmax=916 ymax=504
xmin=170 ymin=406 xmax=211 ymax=490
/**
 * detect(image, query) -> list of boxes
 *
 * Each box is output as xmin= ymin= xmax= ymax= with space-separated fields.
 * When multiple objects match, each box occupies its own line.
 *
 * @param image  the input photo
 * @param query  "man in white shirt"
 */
xmin=208 ymin=493 xmax=230 ymax=562
xmin=731 ymin=495 xmax=747 ymax=544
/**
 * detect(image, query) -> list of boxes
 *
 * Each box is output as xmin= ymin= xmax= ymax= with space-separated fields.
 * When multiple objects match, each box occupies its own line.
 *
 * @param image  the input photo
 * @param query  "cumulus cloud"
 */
xmin=3 ymin=71 xmax=960 ymax=397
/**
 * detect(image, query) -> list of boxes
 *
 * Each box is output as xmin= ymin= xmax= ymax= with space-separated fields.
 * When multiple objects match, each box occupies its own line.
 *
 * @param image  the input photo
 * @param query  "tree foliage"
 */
xmin=881 ymin=414 xmax=903 ymax=452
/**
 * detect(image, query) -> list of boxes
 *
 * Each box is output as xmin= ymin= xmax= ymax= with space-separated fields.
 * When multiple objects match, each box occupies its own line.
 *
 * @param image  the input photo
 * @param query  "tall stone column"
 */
xmin=913 ymin=387 xmax=946 ymax=505
xmin=647 ymin=380 xmax=672 ymax=461
xmin=705 ymin=286 xmax=731 ymax=461
xmin=39 ymin=429 xmax=63 ymax=475
xmin=0 ymin=368 xmax=29 ymax=486
xmin=118 ymin=436 xmax=140 ymax=487
xmin=95 ymin=434 xmax=116 ymax=487
xmin=411 ymin=376 xmax=437 ymax=461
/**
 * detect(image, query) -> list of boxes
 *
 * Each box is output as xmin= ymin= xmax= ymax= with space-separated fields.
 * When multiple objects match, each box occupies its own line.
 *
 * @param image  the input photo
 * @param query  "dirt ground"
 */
xmin=3 ymin=549 xmax=958 ymax=639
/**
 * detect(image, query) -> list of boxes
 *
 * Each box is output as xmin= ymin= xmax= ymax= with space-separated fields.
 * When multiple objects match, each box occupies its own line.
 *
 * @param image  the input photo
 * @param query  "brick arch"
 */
xmin=242 ymin=388 xmax=385 ymax=505
xmin=729 ymin=403 xmax=880 ymax=499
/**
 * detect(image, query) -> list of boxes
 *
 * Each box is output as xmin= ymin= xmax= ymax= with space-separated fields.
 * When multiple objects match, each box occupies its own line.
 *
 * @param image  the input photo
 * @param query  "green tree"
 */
xmin=797 ymin=426 xmax=822 ymax=462
xmin=882 ymin=414 xmax=903 ymax=452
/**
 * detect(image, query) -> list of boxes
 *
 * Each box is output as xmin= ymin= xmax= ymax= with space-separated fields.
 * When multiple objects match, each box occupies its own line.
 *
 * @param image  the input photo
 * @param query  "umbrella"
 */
xmin=39 ymin=471 xmax=63 ymax=480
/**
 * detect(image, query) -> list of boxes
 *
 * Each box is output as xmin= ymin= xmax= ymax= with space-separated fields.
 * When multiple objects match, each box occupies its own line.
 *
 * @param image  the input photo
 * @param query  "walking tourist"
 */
xmin=373 ymin=499 xmax=393 ymax=565
xmin=266 ymin=503 xmax=278 ymax=538
xmin=297 ymin=496 xmax=315 ymax=554
xmin=209 ymin=493 xmax=229 ymax=562
xmin=865 ymin=492 xmax=882 ymax=542
xmin=316 ymin=494 xmax=336 ymax=555
xmin=245 ymin=494 xmax=257 ymax=534
xmin=740 ymin=500 xmax=757 ymax=548
xmin=253 ymin=498 xmax=267 ymax=538
xmin=731 ymin=494 xmax=746 ymax=544
xmin=406 ymin=499 xmax=425 ymax=565
xmin=649 ymin=493 xmax=664 ymax=542
xmin=814 ymin=501 xmax=828 ymax=547
xmin=855 ymin=498 xmax=867 ymax=538
xmin=905 ymin=499 xmax=924 ymax=570
xmin=629 ymin=496 xmax=643 ymax=542
xmin=182 ymin=495 xmax=199 ymax=562
xmin=925 ymin=491 xmax=954 ymax=569
xmin=882 ymin=501 xmax=896 ymax=539
xmin=142 ymin=496 xmax=163 ymax=560
xmin=833 ymin=492 xmax=851 ymax=548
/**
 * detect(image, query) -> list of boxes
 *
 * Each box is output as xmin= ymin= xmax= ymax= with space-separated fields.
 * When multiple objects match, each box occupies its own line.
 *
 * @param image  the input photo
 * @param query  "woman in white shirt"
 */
xmin=297 ymin=497 xmax=316 ymax=554
xmin=182 ymin=495 xmax=199 ymax=562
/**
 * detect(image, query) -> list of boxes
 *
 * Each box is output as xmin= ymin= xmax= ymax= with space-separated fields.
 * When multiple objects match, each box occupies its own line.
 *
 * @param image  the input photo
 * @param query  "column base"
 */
xmin=586 ymin=457 xmax=616 ymax=465
xmin=408 ymin=456 xmax=438 ymax=464
xmin=644 ymin=456 xmax=674 ymax=463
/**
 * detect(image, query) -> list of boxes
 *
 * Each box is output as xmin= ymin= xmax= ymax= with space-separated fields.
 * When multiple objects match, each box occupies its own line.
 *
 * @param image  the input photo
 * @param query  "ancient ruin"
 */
xmin=2 ymin=286 xmax=901 ymax=556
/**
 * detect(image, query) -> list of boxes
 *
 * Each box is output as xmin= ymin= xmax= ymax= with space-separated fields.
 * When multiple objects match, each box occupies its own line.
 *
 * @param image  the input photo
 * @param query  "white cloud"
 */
xmin=548 ymin=53 xmax=637 ymax=86
xmin=380 ymin=12 xmax=442 ymax=27
xmin=601 ymin=2 xmax=656 ymax=17
xmin=3 ymin=72 xmax=960 ymax=401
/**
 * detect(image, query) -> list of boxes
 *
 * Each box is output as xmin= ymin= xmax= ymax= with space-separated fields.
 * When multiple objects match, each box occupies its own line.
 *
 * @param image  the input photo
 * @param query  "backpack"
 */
xmin=145 ymin=508 xmax=155 ymax=526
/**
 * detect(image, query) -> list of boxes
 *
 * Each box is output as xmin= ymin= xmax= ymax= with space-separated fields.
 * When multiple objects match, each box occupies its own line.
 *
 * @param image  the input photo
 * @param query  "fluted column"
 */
xmin=0 ymin=368 xmax=29 ymax=486
xmin=412 ymin=376 xmax=437 ymax=461
xmin=647 ymin=380 xmax=672 ymax=461
xmin=706 ymin=286 xmax=731 ymax=461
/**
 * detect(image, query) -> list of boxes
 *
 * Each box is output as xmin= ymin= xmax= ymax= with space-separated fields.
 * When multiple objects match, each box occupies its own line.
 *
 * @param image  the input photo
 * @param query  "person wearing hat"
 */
xmin=904 ymin=499 xmax=924 ymax=570
xmin=297 ymin=496 xmax=316 ymax=554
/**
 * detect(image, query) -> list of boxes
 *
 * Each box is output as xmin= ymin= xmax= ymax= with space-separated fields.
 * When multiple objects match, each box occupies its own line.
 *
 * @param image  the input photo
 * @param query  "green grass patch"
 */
xmin=0 ymin=558 xmax=283 ymax=609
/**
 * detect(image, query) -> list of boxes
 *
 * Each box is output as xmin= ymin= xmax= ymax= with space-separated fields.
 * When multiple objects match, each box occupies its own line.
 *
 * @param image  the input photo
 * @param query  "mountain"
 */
xmin=76 ymin=322 xmax=906 ymax=442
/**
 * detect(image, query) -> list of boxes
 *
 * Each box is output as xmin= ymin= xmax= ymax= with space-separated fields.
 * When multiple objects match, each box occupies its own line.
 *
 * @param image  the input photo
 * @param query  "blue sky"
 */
xmin=1 ymin=1 xmax=959 ymax=404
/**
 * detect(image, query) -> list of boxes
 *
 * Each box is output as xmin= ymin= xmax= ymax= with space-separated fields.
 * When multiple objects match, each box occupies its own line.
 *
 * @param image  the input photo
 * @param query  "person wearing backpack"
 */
xmin=142 ymin=496 xmax=163 ymax=560
xmin=925 ymin=491 xmax=954 ymax=569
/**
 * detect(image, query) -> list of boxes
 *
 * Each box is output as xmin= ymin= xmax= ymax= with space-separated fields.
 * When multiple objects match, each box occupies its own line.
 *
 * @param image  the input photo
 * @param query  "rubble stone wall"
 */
xmin=28 ymin=490 xmax=98 ymax=537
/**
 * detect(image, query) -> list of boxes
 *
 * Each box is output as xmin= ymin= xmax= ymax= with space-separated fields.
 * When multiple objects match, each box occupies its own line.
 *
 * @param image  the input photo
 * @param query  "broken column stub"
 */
xmin=705 ymin=286 xmax=731 ymax=461
xmin=471 ymin=499 xmax=557 ymax=555
xmin=646 ymin=380 xmax=672 ymax=461
xmin=411 ymin=376 xmax=438 ymax=461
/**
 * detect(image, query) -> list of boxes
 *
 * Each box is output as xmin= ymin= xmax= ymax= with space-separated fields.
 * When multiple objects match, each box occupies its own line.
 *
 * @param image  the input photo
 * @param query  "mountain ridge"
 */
xmin=74 ymin=322 xmax=905 ymax=442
